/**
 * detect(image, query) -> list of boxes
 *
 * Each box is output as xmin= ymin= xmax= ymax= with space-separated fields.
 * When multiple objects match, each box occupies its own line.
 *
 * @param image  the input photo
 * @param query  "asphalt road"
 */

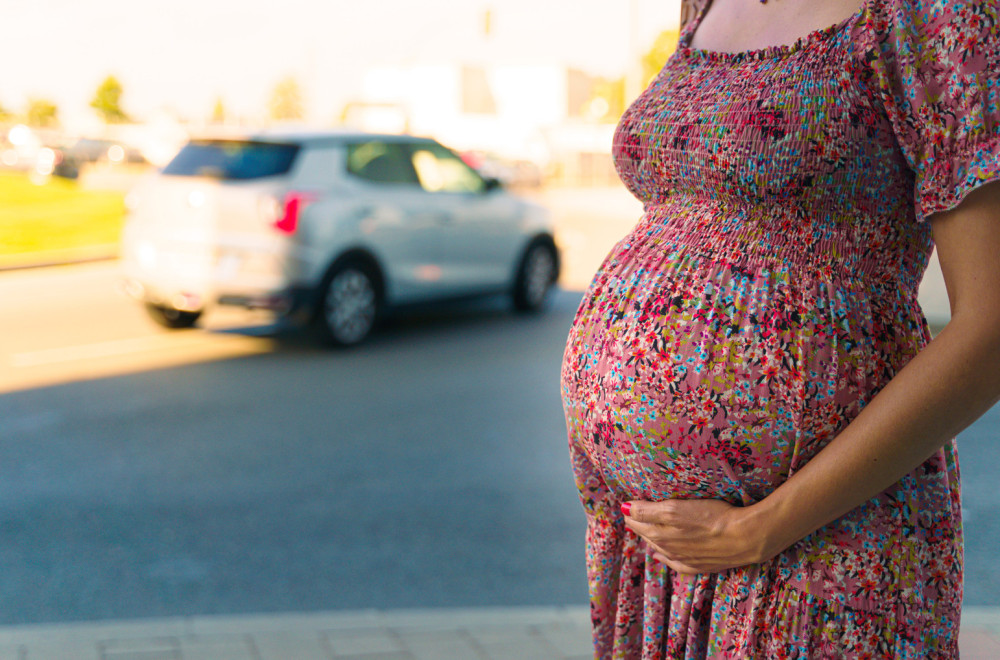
xmin=0 ymin=196 xmax=995 ymax=626
xmin=1 ymin=262 xmax=593 ymax=625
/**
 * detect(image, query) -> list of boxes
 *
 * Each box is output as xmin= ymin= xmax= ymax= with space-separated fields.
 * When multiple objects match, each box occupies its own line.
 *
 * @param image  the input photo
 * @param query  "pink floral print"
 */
xmin=561 ymin=0 xmax=1000 ymax=657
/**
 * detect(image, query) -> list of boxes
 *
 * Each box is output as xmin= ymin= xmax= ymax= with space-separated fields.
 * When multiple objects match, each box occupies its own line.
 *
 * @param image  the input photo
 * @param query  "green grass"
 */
xmin=0 ymin=172 xmax=125 ymax=262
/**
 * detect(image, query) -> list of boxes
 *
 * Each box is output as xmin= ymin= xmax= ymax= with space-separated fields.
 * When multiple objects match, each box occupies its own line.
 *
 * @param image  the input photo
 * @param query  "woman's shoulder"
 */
xmin=860 ymin=0 xmax=998 ymax=62
xmin=865 ymin=0 xmax=996 ymax=30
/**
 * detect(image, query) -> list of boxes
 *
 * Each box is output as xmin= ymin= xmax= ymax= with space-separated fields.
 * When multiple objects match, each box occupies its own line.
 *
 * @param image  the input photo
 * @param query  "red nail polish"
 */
xmin=621 ymin=502 xmax=631 ymax=517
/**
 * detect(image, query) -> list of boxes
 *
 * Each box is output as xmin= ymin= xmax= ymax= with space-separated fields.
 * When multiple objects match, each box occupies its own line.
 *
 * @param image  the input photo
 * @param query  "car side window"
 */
xmin=409 ymin=143 xmax=486 ymax=194
xmin=346 ymin=141 xmax=420 ymax=185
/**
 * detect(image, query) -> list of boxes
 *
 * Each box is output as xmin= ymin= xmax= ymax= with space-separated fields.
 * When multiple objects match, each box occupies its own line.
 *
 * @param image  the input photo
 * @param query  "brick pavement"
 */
xmin=0 ymin=606 xmax=997 ymax=659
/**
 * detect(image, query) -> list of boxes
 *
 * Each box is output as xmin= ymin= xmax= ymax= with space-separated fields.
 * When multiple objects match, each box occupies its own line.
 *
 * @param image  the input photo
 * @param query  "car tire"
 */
xmin=144 ymin=303 xmax=202 ymax=329
xmin=317 ymin=259 xmax=381 ymax=347
xmin=512 ymin=240 xmax=557 ymax=312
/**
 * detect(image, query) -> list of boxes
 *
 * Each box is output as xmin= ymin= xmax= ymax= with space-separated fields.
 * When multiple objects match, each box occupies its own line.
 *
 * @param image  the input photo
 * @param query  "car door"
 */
xmin=407 ymin=141 xmax=524 ymax=295
xmin=341 ymin=140 xmax=448 ymax=303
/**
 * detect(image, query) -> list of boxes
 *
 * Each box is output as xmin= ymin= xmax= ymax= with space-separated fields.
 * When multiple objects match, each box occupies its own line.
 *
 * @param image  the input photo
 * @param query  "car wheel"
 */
xmin=318 ymin=260 xmax=380 ymax=346
xmin=144 ymin=303 xmax=202 ymax=329
xmin=512 ymin=241 xmax=557 ymax=312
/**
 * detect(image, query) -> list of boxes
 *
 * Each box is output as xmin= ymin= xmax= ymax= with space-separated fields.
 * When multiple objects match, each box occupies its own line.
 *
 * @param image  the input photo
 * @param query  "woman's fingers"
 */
xmin=622 ymin=516 xmax=665 ymax=546
xmin=621 ymin=501 xmax=686 ymax=548
xmin=622 ymin=499 xmax=677 ymax=524
xmin=621 ymin=498 xmax=763 ymax=573
xmin=621 ymin=499 xmax=701 ymax=555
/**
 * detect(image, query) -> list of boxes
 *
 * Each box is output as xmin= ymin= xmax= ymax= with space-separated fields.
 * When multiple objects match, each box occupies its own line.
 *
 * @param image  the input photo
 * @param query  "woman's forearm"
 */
xmin=748 ymin=311 xmax=1000 ymax=558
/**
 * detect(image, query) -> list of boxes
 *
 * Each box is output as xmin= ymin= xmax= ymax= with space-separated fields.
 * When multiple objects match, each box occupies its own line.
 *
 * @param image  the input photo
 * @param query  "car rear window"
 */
xmin=162 ymin=140 xmax=300 ymax=180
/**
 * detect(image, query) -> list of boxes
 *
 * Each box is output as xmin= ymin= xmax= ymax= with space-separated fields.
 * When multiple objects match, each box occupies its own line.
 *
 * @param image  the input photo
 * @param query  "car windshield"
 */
xmin=162 ymin=140 xmax=300 ymax=180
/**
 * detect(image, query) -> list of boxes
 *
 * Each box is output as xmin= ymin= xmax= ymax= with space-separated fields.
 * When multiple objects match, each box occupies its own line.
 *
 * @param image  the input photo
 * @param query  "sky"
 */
xmin=1 ymin=0 xmax=681 ymax=130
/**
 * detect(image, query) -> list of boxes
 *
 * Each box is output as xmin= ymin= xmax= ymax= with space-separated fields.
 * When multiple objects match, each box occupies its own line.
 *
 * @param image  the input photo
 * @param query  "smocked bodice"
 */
xmin=612 ymin=7 xmax=935 ymax=289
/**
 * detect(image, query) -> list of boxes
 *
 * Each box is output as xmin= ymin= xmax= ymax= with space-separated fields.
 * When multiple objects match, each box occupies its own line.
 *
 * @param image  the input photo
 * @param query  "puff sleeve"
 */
xmin=867 ymin=0 xmax=1000 ymax=221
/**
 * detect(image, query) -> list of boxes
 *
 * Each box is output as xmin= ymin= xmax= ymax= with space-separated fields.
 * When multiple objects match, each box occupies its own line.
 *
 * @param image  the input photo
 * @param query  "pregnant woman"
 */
xmin=560 ymin=0 xmax=1000 ymax=656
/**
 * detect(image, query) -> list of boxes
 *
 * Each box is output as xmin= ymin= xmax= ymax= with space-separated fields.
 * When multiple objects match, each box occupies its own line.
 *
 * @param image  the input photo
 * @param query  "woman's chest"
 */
xmin=688 ymin=0 xmax=869 ymax=54
xmin=612 ymin=42 xmax=911 ymax=210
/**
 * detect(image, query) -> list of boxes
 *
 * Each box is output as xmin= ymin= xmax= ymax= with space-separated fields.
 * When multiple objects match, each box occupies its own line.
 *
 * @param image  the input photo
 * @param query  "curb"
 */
xmin=0 ymin=247 xmax=117 ymax=273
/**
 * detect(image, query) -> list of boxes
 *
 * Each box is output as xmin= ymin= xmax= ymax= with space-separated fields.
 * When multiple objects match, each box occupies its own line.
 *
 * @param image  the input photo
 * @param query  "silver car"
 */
xmin=120 ymin=130 xmax=559 ymax=345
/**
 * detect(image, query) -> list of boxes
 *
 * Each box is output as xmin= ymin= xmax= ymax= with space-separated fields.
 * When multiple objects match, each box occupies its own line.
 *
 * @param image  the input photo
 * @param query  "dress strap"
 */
xmin=679 ymin=0 xmax=714 ymax=46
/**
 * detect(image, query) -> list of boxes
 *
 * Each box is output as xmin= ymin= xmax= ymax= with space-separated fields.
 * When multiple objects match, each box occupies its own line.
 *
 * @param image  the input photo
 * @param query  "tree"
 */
xmin=91 ymin=75 xmax=129 ymax=123
xmin=26 ymin=98 xmax=58 ymax=127
xmin=268 ymin=77 xmax=304 ymax=122
xmin=211 ymin=97 xmax=227 ymax=124
xmin=641 ymin=29 xmax=681 ymax=86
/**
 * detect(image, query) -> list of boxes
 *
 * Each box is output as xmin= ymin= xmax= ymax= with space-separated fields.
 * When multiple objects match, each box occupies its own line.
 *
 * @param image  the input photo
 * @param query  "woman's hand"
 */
xmin=621 ymin=499 xmax=778 ymax=575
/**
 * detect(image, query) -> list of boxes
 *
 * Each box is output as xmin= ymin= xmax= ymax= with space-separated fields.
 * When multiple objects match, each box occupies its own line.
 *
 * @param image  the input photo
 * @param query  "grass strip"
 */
xmin=0 ymin=172 xmax=125 ymax=259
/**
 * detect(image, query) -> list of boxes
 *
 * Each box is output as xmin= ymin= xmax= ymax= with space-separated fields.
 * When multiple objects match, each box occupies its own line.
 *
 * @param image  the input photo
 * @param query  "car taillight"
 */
xmin=274 ymin=191 xmax=317 ymax=234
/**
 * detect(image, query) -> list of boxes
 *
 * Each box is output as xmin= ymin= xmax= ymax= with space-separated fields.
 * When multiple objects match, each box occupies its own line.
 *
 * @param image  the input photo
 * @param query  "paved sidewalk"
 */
xmin=0 ymin=606 xmax=997 ymax=659
xmin=0 ymin=607 xmax=591 ymax=660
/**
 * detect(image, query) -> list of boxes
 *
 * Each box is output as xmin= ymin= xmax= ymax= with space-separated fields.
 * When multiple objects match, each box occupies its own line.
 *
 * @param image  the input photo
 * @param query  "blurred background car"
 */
xmin=120 ymin=129 xmax=560 ymax=346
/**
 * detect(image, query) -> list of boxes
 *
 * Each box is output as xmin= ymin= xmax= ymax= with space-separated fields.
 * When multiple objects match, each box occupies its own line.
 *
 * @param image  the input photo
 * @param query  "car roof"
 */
xmin=188 ymin=128 xmax=437 ymax=148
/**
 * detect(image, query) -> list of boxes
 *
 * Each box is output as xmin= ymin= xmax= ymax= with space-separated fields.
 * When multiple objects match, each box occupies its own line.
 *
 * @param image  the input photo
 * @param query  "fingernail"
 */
xmin=620 ymin=502 xmax=631 ymax=517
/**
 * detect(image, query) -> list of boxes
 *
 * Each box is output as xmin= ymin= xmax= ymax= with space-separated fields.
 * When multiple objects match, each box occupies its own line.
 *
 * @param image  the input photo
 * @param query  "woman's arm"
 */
xmin=623 ymin=180 xmax=1000 ymax=574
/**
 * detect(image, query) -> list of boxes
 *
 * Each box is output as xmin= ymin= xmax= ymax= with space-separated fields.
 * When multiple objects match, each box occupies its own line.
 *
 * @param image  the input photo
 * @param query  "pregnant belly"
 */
xmin=560 ymin=238 xmax=924 ymax=505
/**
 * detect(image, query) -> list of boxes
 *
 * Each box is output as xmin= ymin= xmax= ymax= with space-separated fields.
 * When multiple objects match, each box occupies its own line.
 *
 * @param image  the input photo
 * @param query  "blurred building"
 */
xmin=344 ymin=61 xmax=621 ymax=187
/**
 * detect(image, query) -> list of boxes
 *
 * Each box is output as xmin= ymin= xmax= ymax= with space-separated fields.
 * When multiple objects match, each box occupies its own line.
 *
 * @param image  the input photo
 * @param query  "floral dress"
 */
xmin=560 ymin=0 xmax=1000 ymax=657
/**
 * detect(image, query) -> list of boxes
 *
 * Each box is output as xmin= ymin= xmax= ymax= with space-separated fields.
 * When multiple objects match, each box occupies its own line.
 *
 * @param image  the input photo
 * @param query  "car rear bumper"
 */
xmin=122 ymin=274 xmax=313 ymax=318
xmin=121 ymin=277 xmax=207 ymax=312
